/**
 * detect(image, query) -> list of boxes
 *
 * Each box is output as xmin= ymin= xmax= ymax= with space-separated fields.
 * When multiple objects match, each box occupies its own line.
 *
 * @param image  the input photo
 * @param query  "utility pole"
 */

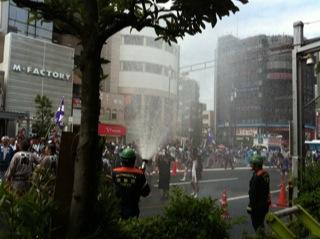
xmin=292 ymin=21 xmax=320 ymax=187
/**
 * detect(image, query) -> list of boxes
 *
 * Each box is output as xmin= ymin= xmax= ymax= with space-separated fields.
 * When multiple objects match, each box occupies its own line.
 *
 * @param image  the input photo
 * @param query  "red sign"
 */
xmin=267 ymin=72 xmax=292 ymax=80
xmin=72 ymin=97 xmax=81 ymax=108
xmin=98 ymin=123 xmax=126 ymax=136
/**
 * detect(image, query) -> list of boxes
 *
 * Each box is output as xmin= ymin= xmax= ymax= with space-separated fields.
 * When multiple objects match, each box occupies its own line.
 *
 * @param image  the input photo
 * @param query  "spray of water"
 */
xmin=126 ymin=95 xmax=172 ymax=159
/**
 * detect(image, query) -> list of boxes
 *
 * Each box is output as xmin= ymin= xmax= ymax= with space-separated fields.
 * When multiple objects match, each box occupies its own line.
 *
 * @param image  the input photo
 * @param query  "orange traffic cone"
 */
xmin=277 ymin=181 xmax=287 ymax=208
xmin=219 ymin=189 xmax=231 ymax=219
xmin=171 ymin=161 xmax=177 ymax=176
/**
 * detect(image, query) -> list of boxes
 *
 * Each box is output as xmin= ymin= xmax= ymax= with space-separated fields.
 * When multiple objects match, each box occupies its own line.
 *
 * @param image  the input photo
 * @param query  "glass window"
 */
xmin=165 ymin=44 xmax=174 ymax=53
xmin=40 ymin=21 xmax=53 ymax=31
xmin=145 ymin=63 xmax=162 ymax=74
xmin=112 ymin=109 xmax=117 ymax=120
xmin=163 ymin=67 xmax=169 ymax=76
xmin=8 ymin=20 xmax=18 ymax=33
xmin=28 ymin=26 xmax=36 ymax=35
xmin=121 ymin=61 xmax=143 ymax=72
xmin=8 ymin=1 xmax=52 ymax=41
xmin=146 ymin=36 xmax=163 ymax=49
xmin=9 ymin=5 xmax=17 ymax=19
xmin=16 ymin=8 xmax=28 ymax=22
xmin=14 ymin=21 xmax=28 ymax=34
xmin=36 ymin=28 xmax=52 ymax=40
xmin=106 ymin=109 xmax=111 ymax=120
xmin=123 ymin=35 xmax=144 ymax=45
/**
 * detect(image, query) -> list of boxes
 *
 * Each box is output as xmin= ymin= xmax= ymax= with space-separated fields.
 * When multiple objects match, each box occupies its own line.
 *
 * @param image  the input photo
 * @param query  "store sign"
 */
xmin=11 ymin=64 xmax=71 ymax=81
xmin=98 ymin=123 xmax=126 ymax=136
xmin=236 ymin=128 xmax=258 ymax=136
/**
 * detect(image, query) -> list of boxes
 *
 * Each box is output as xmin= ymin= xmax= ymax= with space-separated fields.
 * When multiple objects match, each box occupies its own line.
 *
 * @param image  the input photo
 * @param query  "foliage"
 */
xmin=32 ymin=95 xmax=54 ymax=137
xmin=295 ymin=162 xmax=320 ymax=221
xmin=11 ymin=0 xmax=247 ymax=45
xmin=0 ymin=167 xmax=56 ymax=239
xmin=121 ymin=187 xmax=230 ymax=239
xmin=241 ymin=231 xmax=277 ymax=239
xmin=86 ymin=175 xmax=124 ymax=239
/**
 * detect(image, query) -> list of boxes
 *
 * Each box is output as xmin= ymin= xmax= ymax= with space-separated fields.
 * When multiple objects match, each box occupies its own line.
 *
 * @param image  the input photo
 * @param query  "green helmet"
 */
xmin=250 ymin=155 xmax=264 ymax=167
xmin=120 ymin=148 xmax=136 ymax=166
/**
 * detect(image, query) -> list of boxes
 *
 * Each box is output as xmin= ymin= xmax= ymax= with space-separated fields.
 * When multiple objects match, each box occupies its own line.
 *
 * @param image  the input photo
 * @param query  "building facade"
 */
xmin=0 ymin=2 xmax=74 ymax=136
xmin=202 ymin=110 xmax=214 ymax=135
xmin=177 ymin=77 xmax=203 ymax=145
xmin=215 ymin=34 xmax=316 ymax=147
xmin=101 ymin=27 xmax=180 ymax=144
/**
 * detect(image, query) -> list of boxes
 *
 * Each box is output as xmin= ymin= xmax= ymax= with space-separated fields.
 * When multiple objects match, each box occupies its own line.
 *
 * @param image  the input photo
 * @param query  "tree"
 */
xmin=32 ymin=94 xmax=54 ymax=138
xmin=7 ymin=0 xmax=247 ymax=238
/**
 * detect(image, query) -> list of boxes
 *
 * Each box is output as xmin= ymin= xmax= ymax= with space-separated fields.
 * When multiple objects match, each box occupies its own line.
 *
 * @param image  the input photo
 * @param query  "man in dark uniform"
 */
xmin=112 ymin=148 xmax=150 ymax=219
xmin=247 ymin=155 xmax=270 ymax=233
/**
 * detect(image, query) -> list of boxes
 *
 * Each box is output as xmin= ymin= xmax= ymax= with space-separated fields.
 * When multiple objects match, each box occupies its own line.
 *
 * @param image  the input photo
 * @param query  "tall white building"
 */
xmin=100 ymin=27 xmax=180 ymax=143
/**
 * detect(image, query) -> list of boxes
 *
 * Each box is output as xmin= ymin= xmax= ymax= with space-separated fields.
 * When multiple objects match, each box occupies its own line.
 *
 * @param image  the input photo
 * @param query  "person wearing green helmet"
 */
xmin=247 ymin=155 xmax=270 ymax=233
xmin=112 ymin=147 xmax=150 ymax=219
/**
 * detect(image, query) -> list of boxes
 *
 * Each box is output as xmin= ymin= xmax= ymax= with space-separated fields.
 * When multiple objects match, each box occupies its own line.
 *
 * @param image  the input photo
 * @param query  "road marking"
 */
xmin=227 ymin=189 xmax=280 ymax=201
xmin=141 ymin=189 xmax=281 ymax=210
xmin=154 ymin=177 xmax=239 ymax=187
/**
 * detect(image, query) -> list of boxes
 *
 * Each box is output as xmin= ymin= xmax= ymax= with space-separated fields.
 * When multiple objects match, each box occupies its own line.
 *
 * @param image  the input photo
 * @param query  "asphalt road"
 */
xmin=139 ymin=166 xmax=282 ymax=238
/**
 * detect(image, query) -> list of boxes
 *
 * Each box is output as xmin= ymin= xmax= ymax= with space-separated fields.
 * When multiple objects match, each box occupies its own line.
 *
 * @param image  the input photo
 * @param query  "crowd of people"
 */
xmin=102 ymin=140 xmax=205 ymax=198
xmin=0 ymin=133 xmax=292 ymax=233
xmin=0 ymin=134 xmax=59 ymax=194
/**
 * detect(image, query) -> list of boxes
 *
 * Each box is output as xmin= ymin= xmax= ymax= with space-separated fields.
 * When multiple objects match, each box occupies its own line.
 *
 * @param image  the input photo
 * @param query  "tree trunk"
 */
xmin=66 ymin=36 xmax=104 ymax=239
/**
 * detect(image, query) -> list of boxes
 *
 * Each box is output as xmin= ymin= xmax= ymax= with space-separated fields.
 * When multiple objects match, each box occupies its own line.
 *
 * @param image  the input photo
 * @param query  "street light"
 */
xmin=306 ymin=53 xmax=315 ymax=65
xmin=292 ymin=21 xmax=320 ymax=188
xmin=230 ymin=88 xmax=237 ymax=148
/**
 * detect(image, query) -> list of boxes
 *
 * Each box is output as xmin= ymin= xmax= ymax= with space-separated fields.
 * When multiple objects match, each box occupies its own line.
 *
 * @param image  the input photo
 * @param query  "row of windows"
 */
xmin=101 ymin=108 xmax=122 ymax=121
xmin=8 ymin=2 xmax=53 ymax=40
xmin=120 ymin=61 xmax=177 ymax=78
xmin=122 ymin=34 xmax=179 ymax=56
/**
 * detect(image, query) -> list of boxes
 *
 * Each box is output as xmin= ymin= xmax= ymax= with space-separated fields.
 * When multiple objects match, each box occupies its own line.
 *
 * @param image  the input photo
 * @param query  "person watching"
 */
xmin=247 ymin=155 xmax=270 ymax=233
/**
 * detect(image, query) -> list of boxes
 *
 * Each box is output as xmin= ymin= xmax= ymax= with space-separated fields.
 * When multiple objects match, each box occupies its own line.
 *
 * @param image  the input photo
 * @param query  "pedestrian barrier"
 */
xmin=277 ymin=181 xmax=287 ymax=208
xmin=219 ymin=189 xmax=231 ymax=219
xmin=266 ymin=204 xmax=320 ymax=239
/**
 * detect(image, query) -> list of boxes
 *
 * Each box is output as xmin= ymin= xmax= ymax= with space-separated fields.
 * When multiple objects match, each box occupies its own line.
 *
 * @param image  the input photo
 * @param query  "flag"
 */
xmin=207 ymin=131 xmax=215 ymax=145
xmin=55 ymin=97 xmax=64 ymax=129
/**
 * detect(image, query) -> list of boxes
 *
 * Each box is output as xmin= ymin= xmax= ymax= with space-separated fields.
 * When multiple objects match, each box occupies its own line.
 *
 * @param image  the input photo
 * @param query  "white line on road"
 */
xmin=227 ymin=189 xmax=281 ymax=201
xmin=154 ymin=177 xmax=239 ymax=187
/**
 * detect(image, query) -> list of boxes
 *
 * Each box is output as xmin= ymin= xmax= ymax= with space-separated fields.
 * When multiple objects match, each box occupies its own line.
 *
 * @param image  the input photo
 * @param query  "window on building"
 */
xmin=100 ymin=108 xmax=105 ymax=116
xmin=146 ymin=36 xmax=163 ymax=49
xmin=112 ymin=109 xmax=117 ymax=120
xmin=8 ymin=1 xmax=53 ymax=41
xmin=123 ymin=34 xmax=144 ymax=45
xmin=165 ymin=44 xmax=174 ymax=53
xmin=106 ymin=108 xmax=111 ymax=120
xmin=73 ymin=84 xmax=81 ymax=98
xmin=145 ymin=63 xmax=162 ymax=75
xmin=121 ymin=61 xmax=143 ymax=72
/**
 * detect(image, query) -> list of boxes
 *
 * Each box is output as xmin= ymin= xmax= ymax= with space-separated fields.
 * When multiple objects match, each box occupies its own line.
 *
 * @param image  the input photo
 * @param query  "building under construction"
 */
xmin=215 ymin=34 xmax=316 ymax=148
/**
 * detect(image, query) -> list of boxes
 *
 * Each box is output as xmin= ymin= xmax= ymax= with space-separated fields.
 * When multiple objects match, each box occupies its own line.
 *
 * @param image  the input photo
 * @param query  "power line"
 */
xmin=180 ymin=59 xmax=216 ymax=73
xmin=304 ymin=19 xmax=320 ymax=25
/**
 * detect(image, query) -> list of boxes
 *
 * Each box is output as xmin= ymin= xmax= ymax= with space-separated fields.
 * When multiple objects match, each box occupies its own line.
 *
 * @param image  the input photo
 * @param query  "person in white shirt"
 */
xmin=5 ymin=139 xmax=39 ymax=194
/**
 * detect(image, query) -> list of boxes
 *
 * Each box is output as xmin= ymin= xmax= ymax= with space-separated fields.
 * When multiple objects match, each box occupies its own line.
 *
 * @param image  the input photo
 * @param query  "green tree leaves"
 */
xmin=32 ymin=95 xmax=54 ymax=138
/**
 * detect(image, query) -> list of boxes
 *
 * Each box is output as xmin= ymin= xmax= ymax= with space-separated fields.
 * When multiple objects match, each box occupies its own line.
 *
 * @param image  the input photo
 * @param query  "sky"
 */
xmin=178 ymin=0 xmax=320 ymax=110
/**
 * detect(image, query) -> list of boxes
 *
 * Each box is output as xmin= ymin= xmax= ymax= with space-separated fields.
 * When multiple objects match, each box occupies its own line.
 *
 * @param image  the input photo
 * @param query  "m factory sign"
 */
xmin=11 ymin=64 xmax=71 ymax=81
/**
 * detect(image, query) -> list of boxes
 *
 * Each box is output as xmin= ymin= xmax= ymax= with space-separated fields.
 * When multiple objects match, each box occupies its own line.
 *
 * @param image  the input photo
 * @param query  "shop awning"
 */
xmin=98 ymin=123 xmax=126 ymax=136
